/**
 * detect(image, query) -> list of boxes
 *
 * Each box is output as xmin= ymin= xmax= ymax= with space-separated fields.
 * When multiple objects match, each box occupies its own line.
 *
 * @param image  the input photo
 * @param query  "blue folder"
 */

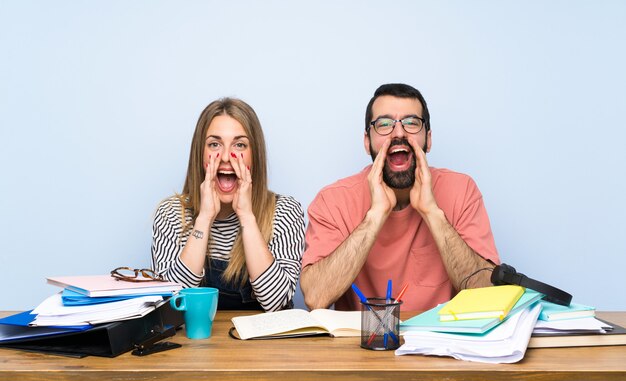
xmin=61 ymin=288 xmax=174 ymax=306
xmin=0 ymin=311 xmax=89 ymax=343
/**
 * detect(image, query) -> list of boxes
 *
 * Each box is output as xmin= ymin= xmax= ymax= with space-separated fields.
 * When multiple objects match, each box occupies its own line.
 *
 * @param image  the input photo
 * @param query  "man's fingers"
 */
xmin=372 ymin=138 xmax=391 ymax=174
xmin=409 ymin=139 xmax=429 ymax=177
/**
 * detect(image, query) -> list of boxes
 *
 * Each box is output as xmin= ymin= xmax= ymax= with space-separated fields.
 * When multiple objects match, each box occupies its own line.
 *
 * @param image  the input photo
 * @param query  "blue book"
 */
xmin=401 ymin=289 xmax=543 ymax=334
xmin=538 ymin=301 xmax=595 ymax=321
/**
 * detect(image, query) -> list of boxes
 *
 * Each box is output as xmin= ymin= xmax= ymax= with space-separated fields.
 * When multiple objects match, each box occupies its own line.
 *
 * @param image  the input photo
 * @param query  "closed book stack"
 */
xmin=401 ymin=289 xmax=542 ymax=334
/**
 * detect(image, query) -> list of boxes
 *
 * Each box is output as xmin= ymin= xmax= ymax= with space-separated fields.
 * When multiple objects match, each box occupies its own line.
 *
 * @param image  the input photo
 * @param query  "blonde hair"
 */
xmin=180 ymin=98 xmax=276 ymax=286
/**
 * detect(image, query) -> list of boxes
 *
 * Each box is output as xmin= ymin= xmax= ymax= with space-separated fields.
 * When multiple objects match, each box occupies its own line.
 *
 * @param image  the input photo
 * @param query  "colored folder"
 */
xmin=538 ymin=301 xmax=595 ymax=321
xmin=61 ymin=288 xmax=173 ymax=306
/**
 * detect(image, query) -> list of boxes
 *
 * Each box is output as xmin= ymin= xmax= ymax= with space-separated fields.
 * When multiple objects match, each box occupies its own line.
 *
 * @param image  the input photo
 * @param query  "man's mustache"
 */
xmin=388 ymin=138 xmax=415 ymax=153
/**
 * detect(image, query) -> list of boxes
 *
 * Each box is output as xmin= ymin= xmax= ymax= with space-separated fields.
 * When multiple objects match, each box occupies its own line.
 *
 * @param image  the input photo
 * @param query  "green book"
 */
xmin=538 ymin=301 xmax=595 ymax=321
xmin=401 ymin=289 xmax=543 ymax=334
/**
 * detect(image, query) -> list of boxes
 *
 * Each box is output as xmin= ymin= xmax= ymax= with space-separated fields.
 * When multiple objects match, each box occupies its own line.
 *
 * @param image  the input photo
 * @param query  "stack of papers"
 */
xmin=396 ymin=303 xmax=542 ymax=364
xmin=529 ymin=317 xmax=626 ymax=348
xmin=31 ymin=293 xmax=164 ymax=326
xmin=13 ymin=273 xmax=183 ymax=326
xmin=534 ymin=317 xmax=609 ymax=335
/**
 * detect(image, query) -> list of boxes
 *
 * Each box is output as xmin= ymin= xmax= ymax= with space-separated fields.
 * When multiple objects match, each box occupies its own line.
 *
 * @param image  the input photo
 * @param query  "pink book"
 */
xmin=47 ymin=275 xmax=182 ymax=297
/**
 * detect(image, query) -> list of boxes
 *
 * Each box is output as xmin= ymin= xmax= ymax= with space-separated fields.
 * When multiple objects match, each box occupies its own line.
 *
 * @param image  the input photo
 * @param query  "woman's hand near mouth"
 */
xmin=198 ymin=153 xmax=222 ymax=223
xmin=231 ymin=153 xmax=254 ymax=220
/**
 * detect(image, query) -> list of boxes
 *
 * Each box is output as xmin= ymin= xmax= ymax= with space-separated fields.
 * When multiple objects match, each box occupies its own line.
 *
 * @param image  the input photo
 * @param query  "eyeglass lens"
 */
xmin=111 ymin=267 xmax=163 ymax=281
xmin=373 ymin=117 xmax=423 ymax=135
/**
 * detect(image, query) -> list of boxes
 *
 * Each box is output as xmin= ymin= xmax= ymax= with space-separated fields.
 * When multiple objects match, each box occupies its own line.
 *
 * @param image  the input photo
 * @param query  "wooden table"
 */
xmin=1 ymin=311 xmax=625 ymax=381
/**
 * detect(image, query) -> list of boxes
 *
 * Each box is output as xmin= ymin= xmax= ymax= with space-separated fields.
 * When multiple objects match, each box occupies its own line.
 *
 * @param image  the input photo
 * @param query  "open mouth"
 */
xmin=386 ymin=145 xmax=413 ymax=171
xmin=216 ymin=169 xmax=238 ymax=193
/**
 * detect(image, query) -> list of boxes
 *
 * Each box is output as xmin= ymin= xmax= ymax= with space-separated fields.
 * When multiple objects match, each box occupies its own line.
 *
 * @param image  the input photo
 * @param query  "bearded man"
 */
xmin=300 ymin=83 xmax=501 ymax=311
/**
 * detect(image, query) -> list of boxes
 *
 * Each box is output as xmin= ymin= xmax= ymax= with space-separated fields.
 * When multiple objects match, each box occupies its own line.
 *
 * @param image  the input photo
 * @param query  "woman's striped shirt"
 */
xmin=151 ymin=194 xmax=305 ymax=312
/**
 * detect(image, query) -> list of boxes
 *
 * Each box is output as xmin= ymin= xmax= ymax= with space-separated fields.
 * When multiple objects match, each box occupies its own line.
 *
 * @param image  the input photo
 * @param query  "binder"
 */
xmin=0 ymin=302 xmax=183 ymax=357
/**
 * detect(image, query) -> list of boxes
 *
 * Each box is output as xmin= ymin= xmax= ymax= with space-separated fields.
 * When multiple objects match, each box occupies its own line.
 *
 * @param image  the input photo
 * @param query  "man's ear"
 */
xmin=425 ymin=129 xmax=432 ymax=153
xmin=364 ymin=132 xmax=371 ymax=155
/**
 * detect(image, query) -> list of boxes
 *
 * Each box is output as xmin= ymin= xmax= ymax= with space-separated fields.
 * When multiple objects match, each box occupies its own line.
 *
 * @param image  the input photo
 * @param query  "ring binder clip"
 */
xmin=131 ymin=325 xmax=181 ymax=356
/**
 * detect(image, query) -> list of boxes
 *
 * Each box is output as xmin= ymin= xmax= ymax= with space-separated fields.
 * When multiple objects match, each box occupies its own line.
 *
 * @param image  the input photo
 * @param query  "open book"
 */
xmin=231 ymin=309 xmax=361 ymax=340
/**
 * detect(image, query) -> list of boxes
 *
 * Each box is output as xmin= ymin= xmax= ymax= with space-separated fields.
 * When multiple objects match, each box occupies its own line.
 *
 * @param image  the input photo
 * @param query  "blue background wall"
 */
xmin=1 ymin=1 xmax=624 ymax=310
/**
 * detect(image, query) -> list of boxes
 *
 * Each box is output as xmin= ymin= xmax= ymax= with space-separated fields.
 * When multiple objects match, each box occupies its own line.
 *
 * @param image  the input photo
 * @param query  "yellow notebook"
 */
xmin=438 ymin=285 xmax=525 ymax=322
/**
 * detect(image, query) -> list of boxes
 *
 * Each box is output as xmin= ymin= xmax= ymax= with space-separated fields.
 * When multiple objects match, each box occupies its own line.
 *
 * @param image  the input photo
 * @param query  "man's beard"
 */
xmin=370 ymin=137 xmax=422 ymax=189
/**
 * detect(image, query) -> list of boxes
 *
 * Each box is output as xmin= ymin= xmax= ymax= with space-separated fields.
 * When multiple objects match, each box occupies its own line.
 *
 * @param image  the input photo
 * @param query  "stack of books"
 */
xmin=397 ymin=286 xmax=626 ymax=363
xmin=0 ymin=274 xmax=184 ymax=357
xmin=529 ymin=300 xmax=626 ymax=348
xmin=397 ymin=286 xmax=543 ymax=363
xmin=1 ymin=274 xmax=181 ymax=329
xmin=400 ymin=286 xmax=542 ymax=335
xmin=30 ymin=274 xmax=183 ymax=326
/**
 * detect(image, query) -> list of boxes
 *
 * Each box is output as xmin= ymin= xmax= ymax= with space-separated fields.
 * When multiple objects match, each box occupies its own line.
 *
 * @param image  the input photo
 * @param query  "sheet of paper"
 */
xmin=30 ymin=293 xmax=163 ymax=326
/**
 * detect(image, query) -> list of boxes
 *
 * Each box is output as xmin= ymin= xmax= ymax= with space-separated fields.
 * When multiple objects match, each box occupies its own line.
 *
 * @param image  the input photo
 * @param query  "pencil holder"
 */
xmin=360 ymin=297 xmax=402 ymax=350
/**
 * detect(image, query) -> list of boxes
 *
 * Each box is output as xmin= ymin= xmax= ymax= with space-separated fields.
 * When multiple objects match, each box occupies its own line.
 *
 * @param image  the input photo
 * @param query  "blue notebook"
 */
xmin=538 ymin=301 xmax=595 ymax=321
xmin=401 ymin=289 xmax=543 ymax=334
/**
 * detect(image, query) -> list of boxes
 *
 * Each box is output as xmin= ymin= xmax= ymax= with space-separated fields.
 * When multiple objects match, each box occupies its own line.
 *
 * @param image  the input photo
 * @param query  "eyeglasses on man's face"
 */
xmin=369 ymin=116 xmax=425 ymax=136
xmin=110 ymin=267 xmax=165 ymax=282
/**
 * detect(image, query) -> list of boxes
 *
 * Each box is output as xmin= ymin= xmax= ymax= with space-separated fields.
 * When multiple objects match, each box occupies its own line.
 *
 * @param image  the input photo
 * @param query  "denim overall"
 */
xmin=203 ymin=257 xmax=263 ymax=310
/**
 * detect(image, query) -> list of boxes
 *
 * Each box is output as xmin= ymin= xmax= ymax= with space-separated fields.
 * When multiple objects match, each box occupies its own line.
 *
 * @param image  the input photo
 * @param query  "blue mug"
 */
xmin=170 ymin=287 xmax=219 ymax=339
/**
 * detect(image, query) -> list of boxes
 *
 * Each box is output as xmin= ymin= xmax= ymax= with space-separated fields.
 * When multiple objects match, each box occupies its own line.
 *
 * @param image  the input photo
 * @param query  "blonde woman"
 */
xmin=151 ymin=98 xmax=304 ymax=311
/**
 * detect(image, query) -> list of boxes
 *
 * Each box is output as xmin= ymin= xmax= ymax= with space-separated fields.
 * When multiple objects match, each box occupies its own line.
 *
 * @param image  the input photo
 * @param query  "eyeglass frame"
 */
xmin=367 ymin=116 xmax=426 ymax=136
xmin=110 ymin=266 xmax=166 ymax=282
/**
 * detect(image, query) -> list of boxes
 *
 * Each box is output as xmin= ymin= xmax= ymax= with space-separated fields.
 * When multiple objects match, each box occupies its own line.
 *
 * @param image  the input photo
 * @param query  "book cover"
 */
xmin=231 ymin=309 xmax=360 ymax=340
xmin=402 ymin=289 xmax=542 ymax=334
xmin=438 ymin=285 xmax=525 ymax=321
xmin=538 ymin=300 xmax=595 ymax=321
xmin=47 ymin=275 xmax=182 ymax=297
